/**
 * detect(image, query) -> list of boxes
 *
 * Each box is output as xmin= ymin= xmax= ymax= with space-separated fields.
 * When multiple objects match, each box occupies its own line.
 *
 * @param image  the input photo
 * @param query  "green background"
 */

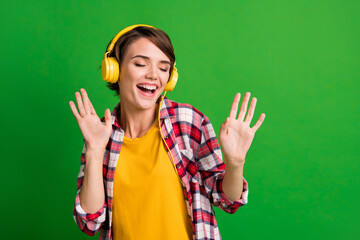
xmin=2 ymin=0 xmax=359 ymax=239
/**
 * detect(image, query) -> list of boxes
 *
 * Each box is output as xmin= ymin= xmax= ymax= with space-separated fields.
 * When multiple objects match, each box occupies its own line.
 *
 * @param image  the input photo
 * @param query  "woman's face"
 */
xmin=118 ymin=37 xmax=171 ymax=112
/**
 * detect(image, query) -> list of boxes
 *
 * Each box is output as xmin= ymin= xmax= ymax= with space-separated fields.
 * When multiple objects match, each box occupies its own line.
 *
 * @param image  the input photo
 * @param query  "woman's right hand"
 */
xmin=69 ymin=88 xmax=112 ymax=153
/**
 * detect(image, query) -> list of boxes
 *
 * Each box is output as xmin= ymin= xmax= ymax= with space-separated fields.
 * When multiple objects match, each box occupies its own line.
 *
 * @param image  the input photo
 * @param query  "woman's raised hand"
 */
xmin=219 ymin=92 xmax=265 ymax=168
xmin=69 ymin=88 xmax=113 ymax=152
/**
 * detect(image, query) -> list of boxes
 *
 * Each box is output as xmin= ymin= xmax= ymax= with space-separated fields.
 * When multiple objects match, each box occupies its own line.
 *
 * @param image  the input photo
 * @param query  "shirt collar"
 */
xmin=158 ymin=95 xmax=176 ymax=120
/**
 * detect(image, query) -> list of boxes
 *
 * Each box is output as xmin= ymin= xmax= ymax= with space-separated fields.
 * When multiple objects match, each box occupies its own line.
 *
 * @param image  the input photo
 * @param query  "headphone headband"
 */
xmin=106 ymin=24 xmax=156 ymax=53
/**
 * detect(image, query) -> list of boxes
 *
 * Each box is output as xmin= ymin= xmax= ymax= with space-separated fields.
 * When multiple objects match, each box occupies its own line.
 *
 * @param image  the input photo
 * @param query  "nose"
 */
xmin=145 ymin=64 xmax=158 ymax=80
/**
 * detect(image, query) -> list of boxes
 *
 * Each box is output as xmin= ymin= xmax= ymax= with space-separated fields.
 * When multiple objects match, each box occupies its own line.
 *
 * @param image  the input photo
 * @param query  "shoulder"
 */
xmin=161 ymin=98 xmax=209 ymax=128
xmin=163 ymin=97 xmax=206 ymax=122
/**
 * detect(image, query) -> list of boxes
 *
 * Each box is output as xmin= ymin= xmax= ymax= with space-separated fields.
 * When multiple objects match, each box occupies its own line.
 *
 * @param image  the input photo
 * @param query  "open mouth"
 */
xmin=136 ymin=84 xmax=157 ymax=95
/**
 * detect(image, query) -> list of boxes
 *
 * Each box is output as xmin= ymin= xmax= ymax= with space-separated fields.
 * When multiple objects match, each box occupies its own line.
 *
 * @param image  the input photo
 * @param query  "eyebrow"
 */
xmin=131 ymin=55 xmax=171 ymax=65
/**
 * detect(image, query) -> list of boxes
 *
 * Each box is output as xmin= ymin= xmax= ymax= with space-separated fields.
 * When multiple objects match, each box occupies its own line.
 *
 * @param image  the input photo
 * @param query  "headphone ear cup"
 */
xmin=164 ymin=66 xmax=178 ymax=92
xmin=101 ymin=57 xmax=119 ymax=83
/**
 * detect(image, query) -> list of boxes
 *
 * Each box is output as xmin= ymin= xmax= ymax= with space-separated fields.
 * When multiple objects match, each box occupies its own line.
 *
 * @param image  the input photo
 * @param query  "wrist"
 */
xmin=225 ymin=161 xmax=244 ymax=173
xmin=224 ymin=156 xmax=245 ymax=169
xmin=85 ymin=148 xmax=105 ymax=160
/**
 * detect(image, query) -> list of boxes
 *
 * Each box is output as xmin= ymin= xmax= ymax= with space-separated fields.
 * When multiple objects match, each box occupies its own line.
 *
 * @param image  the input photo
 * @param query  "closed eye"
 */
xmin=159 ymin=68 xmax=168 ymax=72
xmin=135 ymin=63 xmax=145 ymax=67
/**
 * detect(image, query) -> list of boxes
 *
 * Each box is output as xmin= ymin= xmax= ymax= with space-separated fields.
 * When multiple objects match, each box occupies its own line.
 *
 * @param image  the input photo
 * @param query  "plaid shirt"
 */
xmin=73 ymin=96 xmax=248 ymax=240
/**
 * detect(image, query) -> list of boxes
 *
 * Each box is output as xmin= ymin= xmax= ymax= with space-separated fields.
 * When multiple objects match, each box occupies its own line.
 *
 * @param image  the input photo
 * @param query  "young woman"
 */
xmin=70 ymin=24 xmax=265 ymax=240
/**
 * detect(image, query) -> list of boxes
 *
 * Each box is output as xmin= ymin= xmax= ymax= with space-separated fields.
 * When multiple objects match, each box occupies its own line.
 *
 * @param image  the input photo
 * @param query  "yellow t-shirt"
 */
xmin=112 ymin=121 xmax=193 ymax=240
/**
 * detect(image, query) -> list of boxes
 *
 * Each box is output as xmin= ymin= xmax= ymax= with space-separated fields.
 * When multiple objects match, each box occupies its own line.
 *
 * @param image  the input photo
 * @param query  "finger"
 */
xmin=75 ymin=91 xmax=86 ymax=116
xmin=104 ymin=109 xmax=112 ymax=127
xmin=238 ymin=92 xmax=251 ymax=121
xmin=88 ymin=96 xmax=97 ymax=115
xmin=219 ymin=117 xmax=230 ymax=139
xmin=229 ymin=93 xmax=241 ymax=119
xmin=69 ymin=101 xmax=81 ymax=120
xmin=252 ymin=113 xmax=266 ymax=132
xmin=80 ymin=88 xmax=92 ymax=114
xmin=244 ymin=97 xmax=257 ymax=124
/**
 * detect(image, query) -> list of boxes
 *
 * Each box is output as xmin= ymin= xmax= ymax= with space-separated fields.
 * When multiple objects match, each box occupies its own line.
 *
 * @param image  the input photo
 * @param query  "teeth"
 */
xmin=138 ymin=84 xmax=157 ymax=90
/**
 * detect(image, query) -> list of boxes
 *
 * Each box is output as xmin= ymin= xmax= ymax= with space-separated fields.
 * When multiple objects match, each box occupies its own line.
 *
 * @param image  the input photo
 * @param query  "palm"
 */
xmin=69 ymin=89 xmax=113 ymax=151
xmin=219 ymin=92 xmax=265 ymax=166
xmin=77 ymin=112 xmax=112 ymax=150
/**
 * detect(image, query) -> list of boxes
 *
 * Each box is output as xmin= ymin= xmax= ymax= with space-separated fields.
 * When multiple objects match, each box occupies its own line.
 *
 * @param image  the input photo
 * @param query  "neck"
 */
xmin=119 ymin=102 xmax=159 ymax=139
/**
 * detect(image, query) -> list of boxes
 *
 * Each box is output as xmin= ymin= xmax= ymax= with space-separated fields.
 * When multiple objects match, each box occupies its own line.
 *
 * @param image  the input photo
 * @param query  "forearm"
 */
xmin=79 ymin=149 xmax=105 ymax=214
xmin=222 ymin=161 xmax=244 ymax=202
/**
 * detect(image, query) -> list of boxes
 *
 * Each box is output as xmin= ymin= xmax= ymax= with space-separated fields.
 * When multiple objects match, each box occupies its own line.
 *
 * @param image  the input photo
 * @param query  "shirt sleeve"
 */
xmin=195 ymin=116 xmax=248 ymax=214
xmin=72 ymin=144 xmax=107 ymax=236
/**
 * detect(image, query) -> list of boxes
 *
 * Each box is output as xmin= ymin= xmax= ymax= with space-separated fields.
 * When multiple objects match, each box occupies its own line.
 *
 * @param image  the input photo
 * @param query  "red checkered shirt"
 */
xmin=73 ymin=96 xmax=248 ymax=240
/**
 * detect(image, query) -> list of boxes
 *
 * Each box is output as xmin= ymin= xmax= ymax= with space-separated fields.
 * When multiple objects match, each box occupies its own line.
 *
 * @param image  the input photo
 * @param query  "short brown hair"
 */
xmin=105 ymin=26 xmax=176 ymax=95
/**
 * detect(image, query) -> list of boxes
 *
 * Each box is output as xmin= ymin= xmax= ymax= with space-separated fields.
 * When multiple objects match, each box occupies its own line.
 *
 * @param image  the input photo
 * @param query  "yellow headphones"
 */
xmin=101 ymin=24 xmax=178 ymax=92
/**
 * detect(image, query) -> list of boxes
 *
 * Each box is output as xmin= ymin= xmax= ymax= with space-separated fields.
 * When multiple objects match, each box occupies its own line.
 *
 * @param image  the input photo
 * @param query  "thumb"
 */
xmin=219 ymin=117 xmax=230 ymax=138
xmin=104 ymin=109 xmax=112 ymax=127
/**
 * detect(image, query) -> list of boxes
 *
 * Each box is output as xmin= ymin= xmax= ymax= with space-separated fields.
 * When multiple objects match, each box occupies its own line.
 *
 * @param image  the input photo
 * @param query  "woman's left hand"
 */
xmin=219 ymin=92 xmax=265 ymax=168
